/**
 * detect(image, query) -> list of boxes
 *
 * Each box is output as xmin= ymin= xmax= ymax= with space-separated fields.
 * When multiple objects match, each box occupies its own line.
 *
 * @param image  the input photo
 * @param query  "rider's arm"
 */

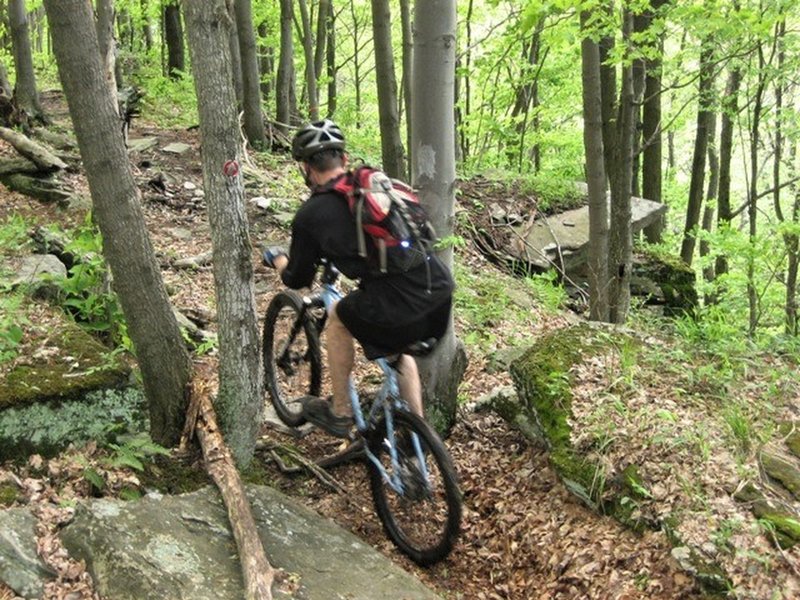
xmin=280 ymin=220 xmax=320 ymax=289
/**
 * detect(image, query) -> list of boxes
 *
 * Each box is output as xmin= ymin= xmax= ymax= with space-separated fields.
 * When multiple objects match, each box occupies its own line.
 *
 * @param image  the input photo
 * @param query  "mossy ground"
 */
xmin=0 ymin=305 xmax=130 ymax=410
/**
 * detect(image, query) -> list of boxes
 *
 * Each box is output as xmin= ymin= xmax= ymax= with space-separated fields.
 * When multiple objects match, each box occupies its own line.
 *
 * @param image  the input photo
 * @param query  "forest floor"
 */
xmin=0 ymin=91 xmax=786 ymax=599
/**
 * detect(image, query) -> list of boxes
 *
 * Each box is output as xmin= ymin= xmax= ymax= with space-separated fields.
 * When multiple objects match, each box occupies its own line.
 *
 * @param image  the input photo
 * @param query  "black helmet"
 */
xmin=291 ymin=119 xmax=345 ymax=161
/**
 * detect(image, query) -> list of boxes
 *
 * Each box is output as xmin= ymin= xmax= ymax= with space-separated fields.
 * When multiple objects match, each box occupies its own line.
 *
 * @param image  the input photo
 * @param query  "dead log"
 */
xmin=0 ymin=126 xmax=67 ymax=171
xmin=0 ymin=157 xmax=40 ymax=176
xmin=185 ymin=370 xmax=275 ymax=600
xmin=0 ymin=173 xmax=72 ymax=203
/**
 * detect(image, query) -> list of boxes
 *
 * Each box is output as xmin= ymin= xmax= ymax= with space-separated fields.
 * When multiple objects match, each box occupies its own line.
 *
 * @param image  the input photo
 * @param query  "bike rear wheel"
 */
xmin=366 ymin=409 xmax=461 ymax=566
xmin=262 ymin=291 xmax=322 ymax=427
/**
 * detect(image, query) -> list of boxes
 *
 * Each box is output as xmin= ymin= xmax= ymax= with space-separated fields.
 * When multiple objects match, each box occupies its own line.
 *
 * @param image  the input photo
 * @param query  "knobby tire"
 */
xmin=367 ymin=409 xmax=461 ymax=566
xmin=262 ymin=291 xmax=322 ymax=427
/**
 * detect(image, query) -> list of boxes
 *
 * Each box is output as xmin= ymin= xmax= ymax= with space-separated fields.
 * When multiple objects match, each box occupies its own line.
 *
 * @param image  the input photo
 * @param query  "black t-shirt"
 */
xmin=281 ymin=188 xmax=454 ymax=327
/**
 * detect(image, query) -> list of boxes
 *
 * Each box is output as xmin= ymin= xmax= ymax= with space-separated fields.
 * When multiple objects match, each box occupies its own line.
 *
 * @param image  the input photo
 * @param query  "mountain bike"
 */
xmin=262 ymin=260 xmax=461 ymax=566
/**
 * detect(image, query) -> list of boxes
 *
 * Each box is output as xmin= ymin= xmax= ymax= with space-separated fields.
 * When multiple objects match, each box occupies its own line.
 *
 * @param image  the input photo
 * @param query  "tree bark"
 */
xmin=184 ymin=0 xmax=263 ymax=466
xmin=581 ymin=11 xmax=610 ymax=322
xmin=679 ymin=41 xmax=713 ymax=266
xmin=641 ymin=0 xmax=668 ymax=242
xmin=164 ymin=2 xmax=185 ymax=78
xmin=227 ymin=0 xmax=244 ymax=109
xmin=188 ymin=368 xmax=275 ymax=600
xmin=95 ymin=0 xmax=119 ymax=106
xmin=43 ymin=0 xmax=192 ymax=446
xmin=748 ymin=45 xmax=767 ymax=337
xmin=233 ymin=0 xmax=266 ymax=147
xmin=276 ymin=0 xmax=294 ymax=133
xmin=8 ymin=0 xmax=43 ymax=121
xmin=314 ymin=0 xmax=329 ymax=82
xmin=297 ymin=0 xmax=318 ymax=120
xmin=371 ymin=0 xmax=405 ymax=179
xmin=607 ymin=10 xmax=636 ymax=324
xmin=411 ymin=0 xmax=466 ymax=431
xmin=700 ymin=113 xmax=718 ymax=288
xmin=326 ymin=2 xmax=337 ymax=117
xmin=400 ymin=0 xmax=413 ymax=176
xmin=0 ymin=60 xmax=12 ymax=98
xmin=257 ymin=23 xmax=273 ymax=104
xmin=599 ymin=0 xmax=616 ymax=187
xmin=714 ymin=66 xmax=741 ymax=280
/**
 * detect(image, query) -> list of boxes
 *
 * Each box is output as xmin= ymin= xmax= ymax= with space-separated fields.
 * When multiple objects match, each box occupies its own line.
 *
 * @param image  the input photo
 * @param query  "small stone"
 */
xmin=251 ymin=196 xmax=271 ymax=210
xmin=169 ymin=228 xmax=193 ymax=241
xmin=183 ymin=181 xmax=197 ymax=191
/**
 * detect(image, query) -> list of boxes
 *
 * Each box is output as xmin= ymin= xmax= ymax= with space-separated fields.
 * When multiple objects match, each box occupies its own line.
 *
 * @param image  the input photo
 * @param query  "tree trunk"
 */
xmin=227 ymin=1 xmax=244 ymax=109
xmin=314 ymin=0 xmax=329 ymax=82
xmin=700 ymin=113 xmax=718 ymax=288
xmin=326 ymin=2 xmax=337 ymax=117
xmin=350 ymin=0 xmax=363 ymax=128
xmin=95 ymin=0 xmax=119 ymax=107
xmin=8 ymin=0 xmax=43 ymax=121
xmin=141 ymin=0 xmax=155 ymax=51
xmin=258 ymin=22 xmax=274 ymax=104
xmin=714 ymin=66 xmax=741 ymax=280
xmin=0 ymin=61 xmax=12 ymax=98
xmin=581 ymin=11 xmax=610 ymax=322
xmin=411 ymin=0 xmax=466 ymax=431
xmin=599 ymin=0 xmax=616 ymax=187
xmin=607 ymin=10 xmax=636 ymax=324
xmin=748 ymin=46 xmax=767 ymax=337
xmin=400 ymin=0 xmax=413 ymax=176
xmin=43 ymin=0 xmax=192 ymax=446
xmin=184 ymin=0 xmax=263 ymax=467
xmin=164 ymin=2 xmax=184 ymax=78
xmin=641 ymin=1 xmax=667 ymax=242
xmin=276 ymin=0 xmax=294 ymax=133
xmin=371 ymin=0 xmax=404 ymax=179
xmin=234 ymin=0 xmax=266 ymax=147
xmin=679 ymin=42 xmax=713 ymax=266
xmin=297 ymin=0 xmax=318 ymax=120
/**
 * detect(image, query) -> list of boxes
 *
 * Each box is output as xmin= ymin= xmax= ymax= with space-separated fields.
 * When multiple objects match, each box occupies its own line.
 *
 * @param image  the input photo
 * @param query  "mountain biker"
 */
xmin=262 ymin=119 xmax=454 ymax=438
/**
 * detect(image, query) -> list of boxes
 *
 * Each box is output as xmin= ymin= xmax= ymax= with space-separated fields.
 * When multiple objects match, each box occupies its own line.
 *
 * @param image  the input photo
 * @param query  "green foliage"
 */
xmin=45 ymin=219 xmax=129 ymax=347
xmin=103 ymin=432 xmax=171 ymax=472
xmin=0 ymin=214 xmax=31 ymax=252
xmin=454 ymin=260 xmax=517 ymax=349
xmin=525 ymin=271 xmax=567 ymax=312
xmin=133 ymin=62 xmax=198 ymax=128
xmin=0 ymin=294 xmax=26 ymax=363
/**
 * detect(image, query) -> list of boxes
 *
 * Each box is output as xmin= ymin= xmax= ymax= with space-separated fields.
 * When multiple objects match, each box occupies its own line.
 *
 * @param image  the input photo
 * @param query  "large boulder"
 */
xmin=0 ymin=508 xmax=55 ymax=598
xmin=59 ymin=485 xmax=441 ymax=600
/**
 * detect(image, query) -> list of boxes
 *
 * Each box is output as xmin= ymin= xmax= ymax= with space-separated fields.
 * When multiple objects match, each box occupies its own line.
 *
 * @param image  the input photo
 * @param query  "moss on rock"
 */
xmin=0 ymin=483 xmax=20 ymax=506
xmin=734 ymin=482 xmax=800 ymax=548
xmin=633 ymin=247 xmax=698 ymax=317
xmin=0 ymin=317 xmax=130 ymax=410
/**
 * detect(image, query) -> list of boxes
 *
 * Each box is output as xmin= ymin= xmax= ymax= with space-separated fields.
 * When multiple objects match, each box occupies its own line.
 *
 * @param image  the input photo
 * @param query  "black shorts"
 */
xmin=336 ymin=294 xmax=452 ymax=360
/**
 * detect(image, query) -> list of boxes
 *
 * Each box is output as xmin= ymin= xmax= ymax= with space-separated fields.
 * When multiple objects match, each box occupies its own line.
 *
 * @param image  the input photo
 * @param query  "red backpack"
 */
xmin=323 ymin=166 xmax=436 ymax=274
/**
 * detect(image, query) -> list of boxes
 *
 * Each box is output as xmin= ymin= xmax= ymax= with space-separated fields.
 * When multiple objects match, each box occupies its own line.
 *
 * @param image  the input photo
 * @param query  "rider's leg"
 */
xmin=327 ymin=302 xmax=354 ymax=417
xmin=396 ymin=354 xmax=423 ymax=418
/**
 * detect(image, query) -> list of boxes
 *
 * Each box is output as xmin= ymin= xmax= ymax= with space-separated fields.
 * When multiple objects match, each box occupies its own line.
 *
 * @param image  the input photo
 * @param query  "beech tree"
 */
xmin=8 ymin=0 xmax=44 ymax=121
xmin=371 ymin=0 xmax=404 ymax=178
xmin=184 ymin=0 xmax=264 ymax=466
xmin=164 ymin=1 xmax=185 ymax=78
xmin=43 ymin=0 xmax=192 ymax=446
xmin=581 ymin=8 xmax=610 ymax=322
xmin=411 ymin=0 xmax=466 ymax=430
xmin=233 ymin=0 xmax=266 ymax=147
xmin=276 ymin=0 xmax=294 ymax=132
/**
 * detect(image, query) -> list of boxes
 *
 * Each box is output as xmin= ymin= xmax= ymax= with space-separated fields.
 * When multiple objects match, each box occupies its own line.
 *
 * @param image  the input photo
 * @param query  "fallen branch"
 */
xmin=0 ymin=126 xmax=67 ymax=171
xmin=187 ymin=370 xmax=275 ymax=600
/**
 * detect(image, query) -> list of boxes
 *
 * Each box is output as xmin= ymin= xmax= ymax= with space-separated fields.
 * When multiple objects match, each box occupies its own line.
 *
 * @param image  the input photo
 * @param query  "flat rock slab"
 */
xmin=515 ymin=196 xmax=667 ymax=271
xmin=161 ymin=142 xmax=192 ymax=155
xmin=60 ymin=485 xmax=441 ymax=600
xmin=0 ymin=508 xmax=55 ymax=599
xmin=126 ymin=137 xmax=158 ymax=153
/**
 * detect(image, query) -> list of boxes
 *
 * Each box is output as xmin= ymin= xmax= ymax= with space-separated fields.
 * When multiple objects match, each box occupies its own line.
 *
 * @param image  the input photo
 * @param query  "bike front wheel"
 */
xmin=262 ymin=290 xmax=322 ymax=427
xmin=366 ymin=409 xmax=461 ymax=566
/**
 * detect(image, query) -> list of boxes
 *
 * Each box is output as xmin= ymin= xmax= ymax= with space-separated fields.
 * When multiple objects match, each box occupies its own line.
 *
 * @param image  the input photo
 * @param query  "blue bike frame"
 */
xmin=310 ymin=274 xmax=430 ymax=495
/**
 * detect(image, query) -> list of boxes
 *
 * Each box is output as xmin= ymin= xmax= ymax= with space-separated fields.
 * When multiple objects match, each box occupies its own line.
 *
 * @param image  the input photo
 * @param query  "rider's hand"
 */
xmin=262 ymin=246 xmax=288 ymax=269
